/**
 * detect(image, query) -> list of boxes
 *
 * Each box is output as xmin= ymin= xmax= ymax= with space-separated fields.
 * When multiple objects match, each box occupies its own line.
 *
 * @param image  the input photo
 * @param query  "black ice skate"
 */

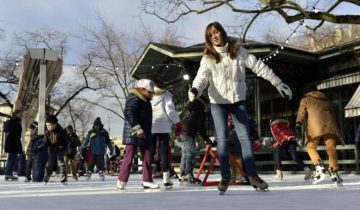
xmin=60 ymin=175 xmax=68 ymax=185
xmin=187 ymin=173 xmax=202 ymax=185
xmin=5 ymin=175 xmax=18 ymax=181
xmin=329 ymin=169 xmax=343 ymax=187
xmin=248 ymin=175 xmax=269 ymax=191
xmin=163 ymin=171 xmax=173 ymax=189
xmin=43 ymin=176 xmax=50 ymax=185
xmin=218 ymin=178 xmax=230 ymax=195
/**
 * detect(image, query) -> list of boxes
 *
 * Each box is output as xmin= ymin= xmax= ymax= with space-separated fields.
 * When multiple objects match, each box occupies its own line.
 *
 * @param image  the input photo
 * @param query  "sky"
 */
xmin=0 ymin=0 xmax=359 ymax=138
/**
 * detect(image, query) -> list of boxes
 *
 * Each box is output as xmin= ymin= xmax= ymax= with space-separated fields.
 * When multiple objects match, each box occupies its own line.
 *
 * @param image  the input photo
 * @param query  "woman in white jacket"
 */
xmin=188 ymin=21 xmax=292 ymax=193
xmin=151 ymin=77 xmax=181 ymax=188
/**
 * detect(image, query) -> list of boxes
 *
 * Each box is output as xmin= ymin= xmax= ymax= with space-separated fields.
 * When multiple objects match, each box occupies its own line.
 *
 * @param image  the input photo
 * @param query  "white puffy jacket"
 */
xmin=151 ymin=87 xmax=180 ymax=133
xmin=192 ymin=44 xmax=282 ymax=104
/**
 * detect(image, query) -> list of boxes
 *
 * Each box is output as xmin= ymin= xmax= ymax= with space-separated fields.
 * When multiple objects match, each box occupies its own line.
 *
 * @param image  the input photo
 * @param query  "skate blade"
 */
xmin=312 ymin=174 xmax=325 ymax=184
xmin=143 ymin=188 xmax=160 ymax=192
xmin=336 ymin=182 xmax=344 ymax=187
xmin=219 ymin=191 xmax=225 ymax=195
xmin=164 ymin=186 xmax=173 ymax=190
xmin=253 ymin=186 xmax=269 ymax=192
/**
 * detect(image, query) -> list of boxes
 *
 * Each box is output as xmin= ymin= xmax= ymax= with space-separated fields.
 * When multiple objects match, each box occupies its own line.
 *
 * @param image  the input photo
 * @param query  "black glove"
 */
xmin=189 ymin=88 xmax=198 ymax=96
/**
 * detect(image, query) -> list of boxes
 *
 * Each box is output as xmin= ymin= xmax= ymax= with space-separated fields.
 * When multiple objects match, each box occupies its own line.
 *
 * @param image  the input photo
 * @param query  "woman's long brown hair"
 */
xmin=204 ymin=21 xmax=239 ymax=63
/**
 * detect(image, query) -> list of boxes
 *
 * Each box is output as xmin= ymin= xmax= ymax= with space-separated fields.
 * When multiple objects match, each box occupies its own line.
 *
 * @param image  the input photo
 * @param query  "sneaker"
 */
xmin=24 ymin=177 xmax=32 ymax=182
xmin=142 ymin=181 xmax=159 ymax=189
xmin=117 ymin=180 xmax=126 ymax=190
xmin=304 ymin=167 xmax=312 ymax=181
xmin=248 ymin=175 xmax=268 ymax=190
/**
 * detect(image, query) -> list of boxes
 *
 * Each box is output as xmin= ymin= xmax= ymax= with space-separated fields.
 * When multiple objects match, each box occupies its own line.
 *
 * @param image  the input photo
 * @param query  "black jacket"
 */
xmin=3 ymin=117 xmax=22 ymax=154
xmin=37 ymin=124 xmax=68 ymax=151
xmin=181 ymin=97 xmax=208 ymax=140
xmin=122 ymin=89 xmax=153 ymax=148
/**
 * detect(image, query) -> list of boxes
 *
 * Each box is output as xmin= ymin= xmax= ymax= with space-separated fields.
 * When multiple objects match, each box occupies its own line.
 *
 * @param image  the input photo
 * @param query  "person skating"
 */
xmin=188 ymin=21 xmax=292 ymax=193
xmin=269 ymin=114 xmax=312 ymax=181
xmin=34 ymin=115 xmax=68 ymax=184
xmin=178 ymin=95 xmax=212 ymax=185
xmin=150 ymin=76 xmax=182 ymax=189
xmin=81 ymin=117 xmax=113 ymax=181
xmin=3 ymin=110 xmax=23 ymax=181
xmin=296 ymin=85 xmax=345 ymax=186
xmin=117 ymin=79 xmax=159 ymax=190
xmin=64 ymin=125 xmax=81 ymax=180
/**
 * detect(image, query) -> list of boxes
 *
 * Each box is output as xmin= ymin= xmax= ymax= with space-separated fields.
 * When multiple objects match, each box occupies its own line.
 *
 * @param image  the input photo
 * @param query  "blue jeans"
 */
xmin=211 ymin=101 xmax=257 ymax=178
xmin=179 ymin=134 xmax=196 ymax=173
xmin=5 ymin=153 xmax=18 ymax=176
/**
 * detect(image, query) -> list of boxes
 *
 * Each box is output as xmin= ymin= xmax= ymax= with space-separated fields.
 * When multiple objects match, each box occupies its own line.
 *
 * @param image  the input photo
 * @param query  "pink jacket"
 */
xmin=270 ymin=119 xmax=295 ymax=149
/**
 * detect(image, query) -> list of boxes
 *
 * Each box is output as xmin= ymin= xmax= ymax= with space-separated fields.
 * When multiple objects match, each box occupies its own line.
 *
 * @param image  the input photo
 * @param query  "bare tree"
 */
xmin=72 ymin=15 xmax=186 ymax=122
xmin=264 ymin=24 xmax=360 ymax=51
xmin=141 ymin=0 xmax=360 ymax=40
xmin=14 ymin=27 xmax=68 ymax=59
xmin=0 ymin=53 xmax=22 ymax=117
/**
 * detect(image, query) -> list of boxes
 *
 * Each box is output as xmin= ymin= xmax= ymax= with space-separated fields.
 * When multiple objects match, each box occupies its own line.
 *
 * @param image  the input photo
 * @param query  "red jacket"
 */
xmin=270 ymin=119 xmax=295 ymax=149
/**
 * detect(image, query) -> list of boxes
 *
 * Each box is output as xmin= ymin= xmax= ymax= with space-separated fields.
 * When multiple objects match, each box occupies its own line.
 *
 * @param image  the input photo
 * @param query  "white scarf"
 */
xmin=213 ymin=43 xmax=229 ymax=53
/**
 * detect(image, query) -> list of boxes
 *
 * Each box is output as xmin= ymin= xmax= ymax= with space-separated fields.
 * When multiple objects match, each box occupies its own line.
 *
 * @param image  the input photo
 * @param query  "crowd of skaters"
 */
xmin=2 ymin=21 xmax=358 ymax=192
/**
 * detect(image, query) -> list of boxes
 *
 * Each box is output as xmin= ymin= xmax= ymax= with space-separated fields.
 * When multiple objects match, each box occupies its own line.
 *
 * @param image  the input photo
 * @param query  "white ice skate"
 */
xmin=142 ymin=181 xmax=160 ymax=191
xmin=117 ymin=180 xmax=126 ymax=190
xmin=312 ymin=164 xmax=326 ymax=184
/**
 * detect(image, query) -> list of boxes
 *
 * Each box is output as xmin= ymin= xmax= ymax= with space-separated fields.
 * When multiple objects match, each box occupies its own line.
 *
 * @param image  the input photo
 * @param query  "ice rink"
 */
xmin=0 ymin=173 xmax=359 ymax=210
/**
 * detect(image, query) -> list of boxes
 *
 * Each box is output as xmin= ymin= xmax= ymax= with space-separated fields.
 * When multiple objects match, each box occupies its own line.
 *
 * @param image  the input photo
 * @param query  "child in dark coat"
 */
xmin=178 ymin=95 xmax=211 ymax=184
xmin=117 ymin=79 xmax=159 ymax=190
xmin=81 ymin=117 xmax=113 ymax=181
xmin=35 ymin=115 xmax=68 ymax=184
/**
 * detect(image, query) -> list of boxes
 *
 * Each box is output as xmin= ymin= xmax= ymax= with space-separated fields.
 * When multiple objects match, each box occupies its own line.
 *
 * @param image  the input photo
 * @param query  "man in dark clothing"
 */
xmin=3 ymin=111 xmax=23 ymax=181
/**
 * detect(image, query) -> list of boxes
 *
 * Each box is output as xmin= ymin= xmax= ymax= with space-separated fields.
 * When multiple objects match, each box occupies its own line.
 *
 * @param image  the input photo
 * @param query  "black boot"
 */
xmin=329 ymin=168 xmax=343 ymax=186
xmin=248 ymin=175 xmax=268 ymax=191
xmin=218 ymin=178 xmax=230 ymax=193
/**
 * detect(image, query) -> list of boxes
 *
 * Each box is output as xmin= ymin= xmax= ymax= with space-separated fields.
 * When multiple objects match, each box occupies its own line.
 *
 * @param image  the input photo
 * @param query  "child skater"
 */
xmin=117 ymin=79 xmax=159 ymax=190
xmin=269 ymin=114 xmax=311 ymax=181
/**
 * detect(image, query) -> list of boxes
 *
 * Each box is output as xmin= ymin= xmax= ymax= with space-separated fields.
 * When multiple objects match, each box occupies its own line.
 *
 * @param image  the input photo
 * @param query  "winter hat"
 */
xmin=137 ymin=79 xmax=155 ymax=92
xmin=93 ymin=117 xmax=103 ymax=126
xmin=66 ymin=125 xmax=74 ymax=132
xmin=46 ymin=114 xmax=58 ymax=124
